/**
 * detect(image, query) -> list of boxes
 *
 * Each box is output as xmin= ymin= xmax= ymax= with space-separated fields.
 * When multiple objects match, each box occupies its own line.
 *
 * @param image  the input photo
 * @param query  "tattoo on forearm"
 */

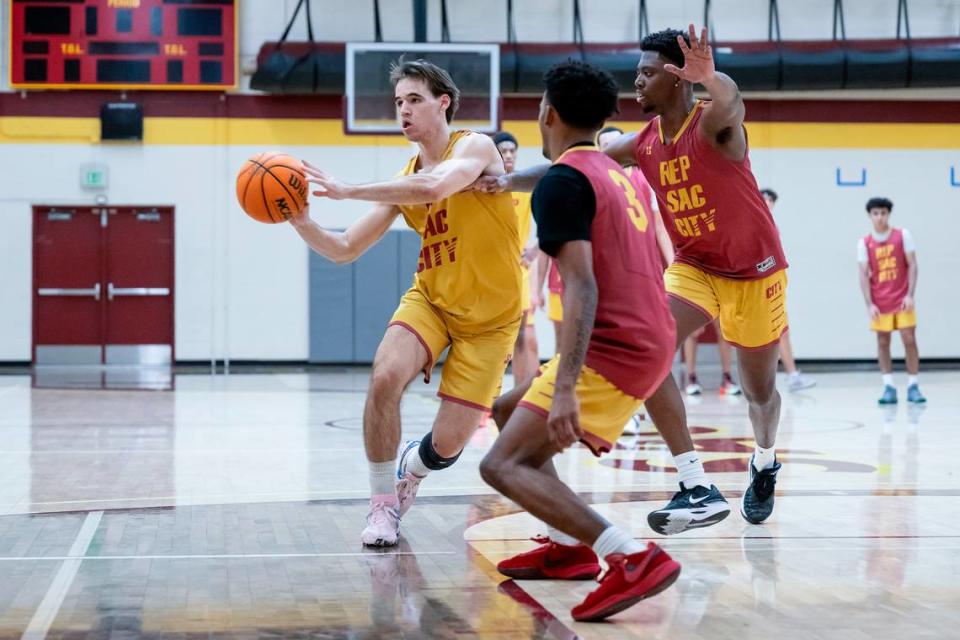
xmin=560 ymin=286 xmax=597 ymax=383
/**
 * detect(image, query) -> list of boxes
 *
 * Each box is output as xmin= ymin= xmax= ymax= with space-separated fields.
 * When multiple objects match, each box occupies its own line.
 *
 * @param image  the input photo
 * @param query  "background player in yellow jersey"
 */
xmin=493 ymin=131 xmax=541 ymax=386
xmin=293 ymin=59 xmax=522 ymax=547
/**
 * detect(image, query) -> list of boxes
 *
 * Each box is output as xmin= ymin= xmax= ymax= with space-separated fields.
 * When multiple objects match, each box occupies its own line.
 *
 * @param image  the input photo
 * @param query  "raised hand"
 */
xmin=663 ymin=24 xmax=716 ymax=84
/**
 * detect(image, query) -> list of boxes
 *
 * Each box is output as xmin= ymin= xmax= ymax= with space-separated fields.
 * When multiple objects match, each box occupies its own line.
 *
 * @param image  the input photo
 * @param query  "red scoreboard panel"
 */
xmin=9 ymin=0 xmax=237 ymax=90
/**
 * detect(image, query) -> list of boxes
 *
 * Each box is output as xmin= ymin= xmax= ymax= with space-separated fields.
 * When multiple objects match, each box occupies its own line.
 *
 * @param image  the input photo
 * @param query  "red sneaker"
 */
xmin=497 ymin=536 xmax=601 ymax=580
xmin=571 ymin=542 xmax=681 ymax=622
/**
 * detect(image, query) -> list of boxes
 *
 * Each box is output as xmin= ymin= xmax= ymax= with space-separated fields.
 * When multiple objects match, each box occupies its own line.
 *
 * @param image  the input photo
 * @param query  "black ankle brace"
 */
xmin=418 ymin=432 xmax=462 ymax=471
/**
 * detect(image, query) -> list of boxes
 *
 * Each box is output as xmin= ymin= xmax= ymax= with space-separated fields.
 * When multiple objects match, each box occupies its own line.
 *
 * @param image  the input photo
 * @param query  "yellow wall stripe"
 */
xmin=2 ymin=116 xmax=959 ymax=149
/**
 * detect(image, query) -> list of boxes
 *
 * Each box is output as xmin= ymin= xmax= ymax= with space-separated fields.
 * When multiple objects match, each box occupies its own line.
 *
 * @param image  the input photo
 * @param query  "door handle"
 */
xmin=107 ymin=283 xmax=170 ymax=301
xmin=38 ymin=283 xmax=101 ymax=301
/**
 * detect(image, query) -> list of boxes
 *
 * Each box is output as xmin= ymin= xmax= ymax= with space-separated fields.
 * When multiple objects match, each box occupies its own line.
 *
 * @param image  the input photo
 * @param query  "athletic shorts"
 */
xmin=518 ymin=355 xmax=643 ymax=456
xmin=547 ymin=292 xmax=563 ymax=323
xmin=390 ymin=288 xmax=520 ymax=411
xmin=871 ymin=310 xmax=917 ymax=332
xmin=665 ymin=262 xmax=788 ymax=350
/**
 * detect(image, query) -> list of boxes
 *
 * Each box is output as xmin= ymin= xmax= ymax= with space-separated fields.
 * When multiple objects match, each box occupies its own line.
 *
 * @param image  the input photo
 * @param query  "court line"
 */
xmin=1 ymin=551 xmax=456 ymax=562
xmin=21 ymin=510 xmax=102 ymax=640
xmin=3 ymin=484 xmax=959 ymax=513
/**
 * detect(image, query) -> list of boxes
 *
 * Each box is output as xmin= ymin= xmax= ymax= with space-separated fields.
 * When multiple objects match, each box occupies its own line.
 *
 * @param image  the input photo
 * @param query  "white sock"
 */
xmin=753 ymin=445 xmax=776 ymax=471
xmin=908 ymin=375 xmax=919 ymax=387
xmin=675 ymin=450 xmax=710 ymax=489
xmin=592 ymin=526 xmax=643 ymax=558
xmin=882 ymin=373 xmax=894 ymax=387
xmin=369 ymin=461 xmax=397 ymax=501
xmin=404 ymin=444 xmax=432 ymax=478
xmin=546 ymin=525 xmax=581 ymax=546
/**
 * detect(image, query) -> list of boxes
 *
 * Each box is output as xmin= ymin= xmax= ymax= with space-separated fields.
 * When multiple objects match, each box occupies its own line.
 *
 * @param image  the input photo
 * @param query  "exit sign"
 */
xmin=81 ymin=164 xmax=108 ymax=190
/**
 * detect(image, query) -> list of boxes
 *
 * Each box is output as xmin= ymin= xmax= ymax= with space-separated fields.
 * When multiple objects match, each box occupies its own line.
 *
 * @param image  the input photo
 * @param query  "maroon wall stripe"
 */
xmin=0 ymin=91 xmax=956 ymax=123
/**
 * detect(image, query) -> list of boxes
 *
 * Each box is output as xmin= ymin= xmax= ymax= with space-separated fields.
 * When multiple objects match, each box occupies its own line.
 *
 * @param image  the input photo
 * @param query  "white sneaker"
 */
xmin=361 ymin=498 xmax=400 ymax=547
xmin=720 ymin=379 xmax=742 ymax=396
xmin=787 ymin=372 xmax=816 ymax=392
xmin=396 ymin=439 xmax=424 ymax=516
xmin=685 ymin=381 xmax=702 ymax=396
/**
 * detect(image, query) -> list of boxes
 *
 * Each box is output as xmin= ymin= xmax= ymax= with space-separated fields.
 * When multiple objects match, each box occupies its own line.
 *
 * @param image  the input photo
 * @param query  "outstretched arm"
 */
xmin=290 ymin=202 xmax=399 ymax=265
xmin=468 ymin=163 xmax=551 ymax=194
xmin=304 ymin=133 xmax=501 ymax=205
xmin=666 ymin=24 xmax=746 ymax=160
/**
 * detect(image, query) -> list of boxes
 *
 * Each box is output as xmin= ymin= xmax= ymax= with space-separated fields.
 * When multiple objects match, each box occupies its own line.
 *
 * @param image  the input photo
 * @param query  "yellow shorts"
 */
xmin=518 ymin=355 xmax=642 ymax=456
xmin=390 ymin=288 xmax=519 ymax=411
xmin=547 ymin=292 xmax=563 ymax=323
xmin=871 ymin=310 xmax=917 ymax=332
xmin=666 ymin=262 xmax=787 ymax=350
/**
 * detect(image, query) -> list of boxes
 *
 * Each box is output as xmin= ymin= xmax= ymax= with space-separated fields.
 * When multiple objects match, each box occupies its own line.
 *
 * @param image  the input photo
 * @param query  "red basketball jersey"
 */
xmin=633 ymin=100 xmax=787 ymax=280
xmin=865 ymin=228 xmax=910 ymax=313
xmin=557 ymin=147 xmax=676 ymax=399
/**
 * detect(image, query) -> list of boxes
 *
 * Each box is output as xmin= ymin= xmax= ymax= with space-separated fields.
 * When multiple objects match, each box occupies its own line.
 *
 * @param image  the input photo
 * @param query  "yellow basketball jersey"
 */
xmin=512 ymin=191 xmax=533 ymax=254
xmin=397 ymin=130 xmax=522 ymax=329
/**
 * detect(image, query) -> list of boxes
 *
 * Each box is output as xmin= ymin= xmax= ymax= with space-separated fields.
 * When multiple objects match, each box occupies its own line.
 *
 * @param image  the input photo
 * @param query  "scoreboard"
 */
xmin=9 ymin=0 xmax=237 ymax=90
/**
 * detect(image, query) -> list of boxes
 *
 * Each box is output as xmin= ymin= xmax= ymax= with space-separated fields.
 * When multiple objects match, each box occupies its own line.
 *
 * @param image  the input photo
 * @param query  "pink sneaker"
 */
xmin=361 ymin=498 xmax=400 ymax=547
xmin=396 ymin=440 xmax=424 ymax=516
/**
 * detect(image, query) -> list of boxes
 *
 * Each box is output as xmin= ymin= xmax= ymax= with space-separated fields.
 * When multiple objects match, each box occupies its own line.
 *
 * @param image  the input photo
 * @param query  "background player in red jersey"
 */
xmin=857 ymin=197 xmax=925 ymax=405
xmin=481 ymin=60 xmax=680 ymax=623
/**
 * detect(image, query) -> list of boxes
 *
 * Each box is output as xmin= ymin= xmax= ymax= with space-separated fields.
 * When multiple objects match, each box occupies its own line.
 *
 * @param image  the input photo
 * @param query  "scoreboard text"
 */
xmin=10 ymin=0 xmax=237 ymax=90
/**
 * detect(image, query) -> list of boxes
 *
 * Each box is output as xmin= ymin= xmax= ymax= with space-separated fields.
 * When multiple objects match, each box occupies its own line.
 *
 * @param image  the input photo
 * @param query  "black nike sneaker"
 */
xmin=740 ymin=455 xmax=782 ymax=524
xmin=647 ymin=483 xmax=731 ymax=535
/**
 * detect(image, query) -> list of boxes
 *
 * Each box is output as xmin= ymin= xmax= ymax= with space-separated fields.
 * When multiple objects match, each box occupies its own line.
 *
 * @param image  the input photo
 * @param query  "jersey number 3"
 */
xmin=606 ymin=170 xmax=649 ymax=232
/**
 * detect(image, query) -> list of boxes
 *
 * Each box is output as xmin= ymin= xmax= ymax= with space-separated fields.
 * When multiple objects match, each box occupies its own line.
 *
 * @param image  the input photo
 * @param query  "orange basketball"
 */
xmin=235 ymin=152 xmax=309 ymax=223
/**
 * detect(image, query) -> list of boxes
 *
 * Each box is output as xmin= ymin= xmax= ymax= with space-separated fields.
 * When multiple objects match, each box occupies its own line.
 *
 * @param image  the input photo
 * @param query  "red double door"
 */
xmin=33 ymin=206 xmax=174 ymax=365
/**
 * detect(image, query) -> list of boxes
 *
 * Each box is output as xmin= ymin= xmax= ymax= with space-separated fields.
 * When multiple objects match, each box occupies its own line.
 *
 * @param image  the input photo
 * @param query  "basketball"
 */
xmin=235 ymin=152 xmax=309 ymax=223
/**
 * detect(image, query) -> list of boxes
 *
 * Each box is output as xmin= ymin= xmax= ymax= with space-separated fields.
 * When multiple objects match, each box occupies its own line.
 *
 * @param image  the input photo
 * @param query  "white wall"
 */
xmin=0 ymin=140 xmax=419 ymax=362
xmin=751 ymin=148 xmax=959 ymax=360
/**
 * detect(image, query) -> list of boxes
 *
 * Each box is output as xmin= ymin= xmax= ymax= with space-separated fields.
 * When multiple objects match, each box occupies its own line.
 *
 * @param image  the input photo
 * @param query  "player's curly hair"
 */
xmin=543 ymin=60 xmax=619 ymax=130
xmin=641 ymin=28 xmax=691 ymax=68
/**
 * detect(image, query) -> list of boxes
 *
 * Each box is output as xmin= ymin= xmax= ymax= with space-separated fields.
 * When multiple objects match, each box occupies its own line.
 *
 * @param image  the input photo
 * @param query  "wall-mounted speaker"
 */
xmin=100 ymin=102 xmax=143 ymax=141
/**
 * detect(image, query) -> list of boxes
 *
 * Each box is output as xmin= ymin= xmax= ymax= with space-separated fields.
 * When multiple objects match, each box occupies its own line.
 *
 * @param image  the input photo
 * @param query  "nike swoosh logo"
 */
xmin=688 ymin=494 xmax=711 ymax=505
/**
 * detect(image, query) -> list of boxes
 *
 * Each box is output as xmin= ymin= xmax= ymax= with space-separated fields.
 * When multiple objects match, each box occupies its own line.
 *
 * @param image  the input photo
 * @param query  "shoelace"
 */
xmin=368 ymin=501 xmax=398 ymax=525
xmin=752 ymin=470 xmax=777 ymax=501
